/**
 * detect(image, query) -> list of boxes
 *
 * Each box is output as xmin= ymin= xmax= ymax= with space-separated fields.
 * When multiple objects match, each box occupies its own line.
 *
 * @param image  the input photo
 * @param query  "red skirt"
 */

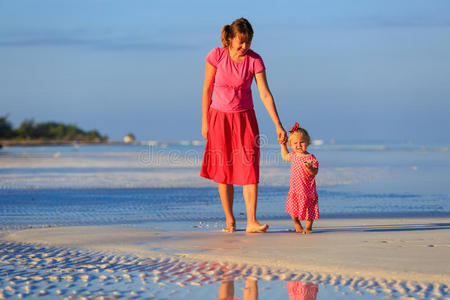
xmin=200 ymin=108 xmax=260 ymax=185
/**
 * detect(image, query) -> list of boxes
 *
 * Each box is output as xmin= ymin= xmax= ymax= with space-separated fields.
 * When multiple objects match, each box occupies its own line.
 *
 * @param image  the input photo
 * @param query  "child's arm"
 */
xmin=280 ymin=143 xmax=291 ymax=162
xmin=304 ymin=161 xmax=318 ymax=176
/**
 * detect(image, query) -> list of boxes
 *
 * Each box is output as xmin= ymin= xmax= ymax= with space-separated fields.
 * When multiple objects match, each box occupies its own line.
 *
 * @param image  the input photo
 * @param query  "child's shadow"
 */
xmin=310 ymin=222 xmax=450 ymax=233
xmin=266 ymin=222 xmax=450 ymax=234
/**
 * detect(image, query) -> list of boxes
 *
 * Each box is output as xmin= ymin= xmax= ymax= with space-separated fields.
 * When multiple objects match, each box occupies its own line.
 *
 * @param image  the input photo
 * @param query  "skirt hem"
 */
xmin=200 ymin=173 xmax=259 ymax=185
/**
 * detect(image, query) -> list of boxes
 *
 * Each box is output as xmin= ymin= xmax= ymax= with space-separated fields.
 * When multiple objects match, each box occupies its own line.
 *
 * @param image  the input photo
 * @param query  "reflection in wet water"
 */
xmin=214 ymin=280 xmax=318 ymax=300
xmin=216 ymin=279 xmax=259 ymax=300
xmin=287 ymin=281 xmax=318 ymax=300
xmin=0 ymin=241 xmax=447 ymax=299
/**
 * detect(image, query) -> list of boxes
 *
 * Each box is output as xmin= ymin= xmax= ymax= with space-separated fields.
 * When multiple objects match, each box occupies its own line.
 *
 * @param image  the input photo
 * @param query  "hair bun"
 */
xmin=221 ymin=24 xmax=231 ymax=47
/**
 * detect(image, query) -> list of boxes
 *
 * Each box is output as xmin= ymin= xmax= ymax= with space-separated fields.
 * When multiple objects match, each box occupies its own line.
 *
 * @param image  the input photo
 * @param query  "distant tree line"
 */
xmin=0 ymin=115 xmax=108 ymax=142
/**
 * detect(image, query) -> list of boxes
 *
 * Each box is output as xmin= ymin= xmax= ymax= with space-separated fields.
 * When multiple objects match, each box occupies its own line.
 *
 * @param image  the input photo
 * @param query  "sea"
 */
xmin=0 ymin=141 xmax=449 ymax=299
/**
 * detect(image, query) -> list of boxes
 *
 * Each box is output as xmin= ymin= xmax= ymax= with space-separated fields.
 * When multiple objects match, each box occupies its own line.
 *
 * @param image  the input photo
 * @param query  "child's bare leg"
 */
xmin=291 ymin=216 xmax=304 ymax=233
xmin=304 ymin=220 xmax=314 ymax=234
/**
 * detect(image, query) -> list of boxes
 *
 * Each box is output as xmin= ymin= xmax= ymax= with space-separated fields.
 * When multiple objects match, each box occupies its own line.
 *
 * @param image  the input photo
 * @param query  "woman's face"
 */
xmin=229 ymin=34 xmax=251 ymax=56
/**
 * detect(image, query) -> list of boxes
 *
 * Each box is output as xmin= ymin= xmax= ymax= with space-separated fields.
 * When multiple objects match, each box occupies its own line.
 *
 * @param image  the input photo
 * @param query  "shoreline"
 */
xmin=0 ymin=139 xmax=122 ymax=147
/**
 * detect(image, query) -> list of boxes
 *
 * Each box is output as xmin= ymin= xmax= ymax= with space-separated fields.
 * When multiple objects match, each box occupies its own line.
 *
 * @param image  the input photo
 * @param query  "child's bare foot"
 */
xmin=292 ymin=217 xmax=304 ymax=233
xmin=303 ymin=220 xmax=314 ymax=234
xmin=294 ymin=223 xmax=304 ymax=233
xmin=246 ymin=222 xmax=269 ymax=233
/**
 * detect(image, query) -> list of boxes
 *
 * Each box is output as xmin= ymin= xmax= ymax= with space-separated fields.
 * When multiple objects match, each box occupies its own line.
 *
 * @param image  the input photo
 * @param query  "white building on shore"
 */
xmin=123 ymin=133 xmax=135 ymax=144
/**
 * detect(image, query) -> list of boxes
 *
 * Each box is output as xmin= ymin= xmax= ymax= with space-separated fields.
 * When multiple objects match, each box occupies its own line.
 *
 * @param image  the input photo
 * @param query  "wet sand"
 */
xmin=1 ymin=218 xmax=449 ymax=299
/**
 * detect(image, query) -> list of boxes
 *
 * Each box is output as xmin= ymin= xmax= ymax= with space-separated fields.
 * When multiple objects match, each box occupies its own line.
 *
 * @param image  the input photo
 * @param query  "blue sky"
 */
xmin=1 ymin=0 xmax=449 ymax=143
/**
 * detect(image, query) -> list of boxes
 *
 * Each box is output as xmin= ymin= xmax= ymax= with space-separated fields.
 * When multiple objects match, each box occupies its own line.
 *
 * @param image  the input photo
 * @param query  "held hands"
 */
xmin=276 ymin=126 xmax=287 ymax=144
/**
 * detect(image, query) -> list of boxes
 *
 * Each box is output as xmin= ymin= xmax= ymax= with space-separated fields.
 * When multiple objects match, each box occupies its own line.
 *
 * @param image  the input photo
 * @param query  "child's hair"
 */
xmin=221 ymin=18 xmax=254 ymax=47
xmin=288 ymin=122 xmax=311 ymax=148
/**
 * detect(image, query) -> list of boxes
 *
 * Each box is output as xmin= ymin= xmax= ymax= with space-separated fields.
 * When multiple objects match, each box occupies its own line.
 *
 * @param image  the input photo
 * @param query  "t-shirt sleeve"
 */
xmin=289 ymin=151 xmax=295 ymax=161
xmin=205 ymin=48 xmax=218 ymax=68
xmin=311 ymin=155 xmax=319 ymax=168
xmin=254 ymin=54 xmax=265 ymax=74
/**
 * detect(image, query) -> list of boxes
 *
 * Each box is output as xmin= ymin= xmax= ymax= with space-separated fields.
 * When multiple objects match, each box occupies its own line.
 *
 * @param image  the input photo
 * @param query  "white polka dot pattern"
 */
xmin=286 ymin=152 xmax=319 ymax=220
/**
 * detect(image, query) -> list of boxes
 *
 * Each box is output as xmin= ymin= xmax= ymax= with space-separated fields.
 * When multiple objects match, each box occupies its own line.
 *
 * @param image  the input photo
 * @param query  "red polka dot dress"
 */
xmin=286 ymin=152 xmax=319 ymax=220
xmin=287 ymin=281 xmax=319 ymax=300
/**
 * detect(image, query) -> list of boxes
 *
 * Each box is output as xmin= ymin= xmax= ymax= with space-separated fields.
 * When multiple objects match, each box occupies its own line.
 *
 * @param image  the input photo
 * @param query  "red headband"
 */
xmin=290 ymin=122 xmax=300 ymax=132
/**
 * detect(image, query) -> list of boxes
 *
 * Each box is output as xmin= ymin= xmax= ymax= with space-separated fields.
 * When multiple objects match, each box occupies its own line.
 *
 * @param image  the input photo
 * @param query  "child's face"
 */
xmin=290 ymin=134 xmax=309 ymax=154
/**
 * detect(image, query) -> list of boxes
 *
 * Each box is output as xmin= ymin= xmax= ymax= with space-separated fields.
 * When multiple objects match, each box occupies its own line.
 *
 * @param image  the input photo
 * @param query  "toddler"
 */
xmin=281 ymin=123 xmax=319 ymax=234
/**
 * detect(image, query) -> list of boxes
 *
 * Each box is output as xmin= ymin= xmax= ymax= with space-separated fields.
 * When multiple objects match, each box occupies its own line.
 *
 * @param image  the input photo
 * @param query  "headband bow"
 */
xmin=290 ymin=122 xmax=300 ymax=132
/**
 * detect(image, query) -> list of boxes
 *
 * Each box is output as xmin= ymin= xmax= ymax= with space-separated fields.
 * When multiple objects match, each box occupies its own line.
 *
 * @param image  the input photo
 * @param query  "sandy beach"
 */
xmin=1 ymin=218 xmax=449 ymax=299
xmin=1 ymin=144 xmax=449 ymax=299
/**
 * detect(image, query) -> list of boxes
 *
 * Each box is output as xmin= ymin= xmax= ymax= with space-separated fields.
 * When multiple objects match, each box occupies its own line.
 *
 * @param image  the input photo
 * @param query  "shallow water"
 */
xmin=1 ymin=143 xmax=450 ymax=229
xmin=0 ymin=185 xmax=449 ymax=233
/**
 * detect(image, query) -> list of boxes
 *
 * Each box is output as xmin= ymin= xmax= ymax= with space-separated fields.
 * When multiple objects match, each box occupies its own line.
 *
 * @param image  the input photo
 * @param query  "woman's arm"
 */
xmin=280 ymin=143 xmax=291 ymax=162
xmin=254 ymin=70 xmax=286 ymax=143
xmin=202 ymin=62 xmax=217 ymax=140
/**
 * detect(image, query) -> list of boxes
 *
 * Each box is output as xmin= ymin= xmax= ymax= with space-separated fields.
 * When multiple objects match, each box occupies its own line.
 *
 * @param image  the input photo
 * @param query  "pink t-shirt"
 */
xmin=206 ymin=46 xmax=265 ymax=112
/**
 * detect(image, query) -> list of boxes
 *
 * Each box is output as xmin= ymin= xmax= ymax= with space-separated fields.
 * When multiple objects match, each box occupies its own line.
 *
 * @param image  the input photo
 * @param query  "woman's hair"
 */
xmin=221 ymin=18 xmax=254 ymax=47
xmin=288 ymin=127 xmax=311 ymax=148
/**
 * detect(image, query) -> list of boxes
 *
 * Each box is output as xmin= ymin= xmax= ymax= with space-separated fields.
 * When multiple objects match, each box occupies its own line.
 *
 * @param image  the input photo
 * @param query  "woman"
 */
xmin=201 ymin=18 xmax=286 ymax=233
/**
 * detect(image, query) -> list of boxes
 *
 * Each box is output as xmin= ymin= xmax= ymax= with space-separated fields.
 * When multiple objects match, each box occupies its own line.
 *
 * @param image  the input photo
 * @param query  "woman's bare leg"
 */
xmin=243 ymin=279 xmax=258 ymax=300
xmin=218 ymin=183 xmax=235 ymax=232
xmin=243 ymin=184 xmax=268 ymax=233
xmin=218 ymin=280 xmax=234 ymax=299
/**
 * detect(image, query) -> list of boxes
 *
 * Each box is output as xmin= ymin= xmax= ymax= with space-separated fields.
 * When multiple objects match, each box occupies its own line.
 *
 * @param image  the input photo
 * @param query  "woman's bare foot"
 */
xmin=303 ymin=229 xmax=313 ymax=234
xmin=246 ymin=222 xmax=269 ymax=233
xmin=222 ymin=227 xmax=236 ymax=233
xmin=222 ymin=226 xmax=236 ymax=233
xmin=222 ymin=221 xmax=236 ymax=233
